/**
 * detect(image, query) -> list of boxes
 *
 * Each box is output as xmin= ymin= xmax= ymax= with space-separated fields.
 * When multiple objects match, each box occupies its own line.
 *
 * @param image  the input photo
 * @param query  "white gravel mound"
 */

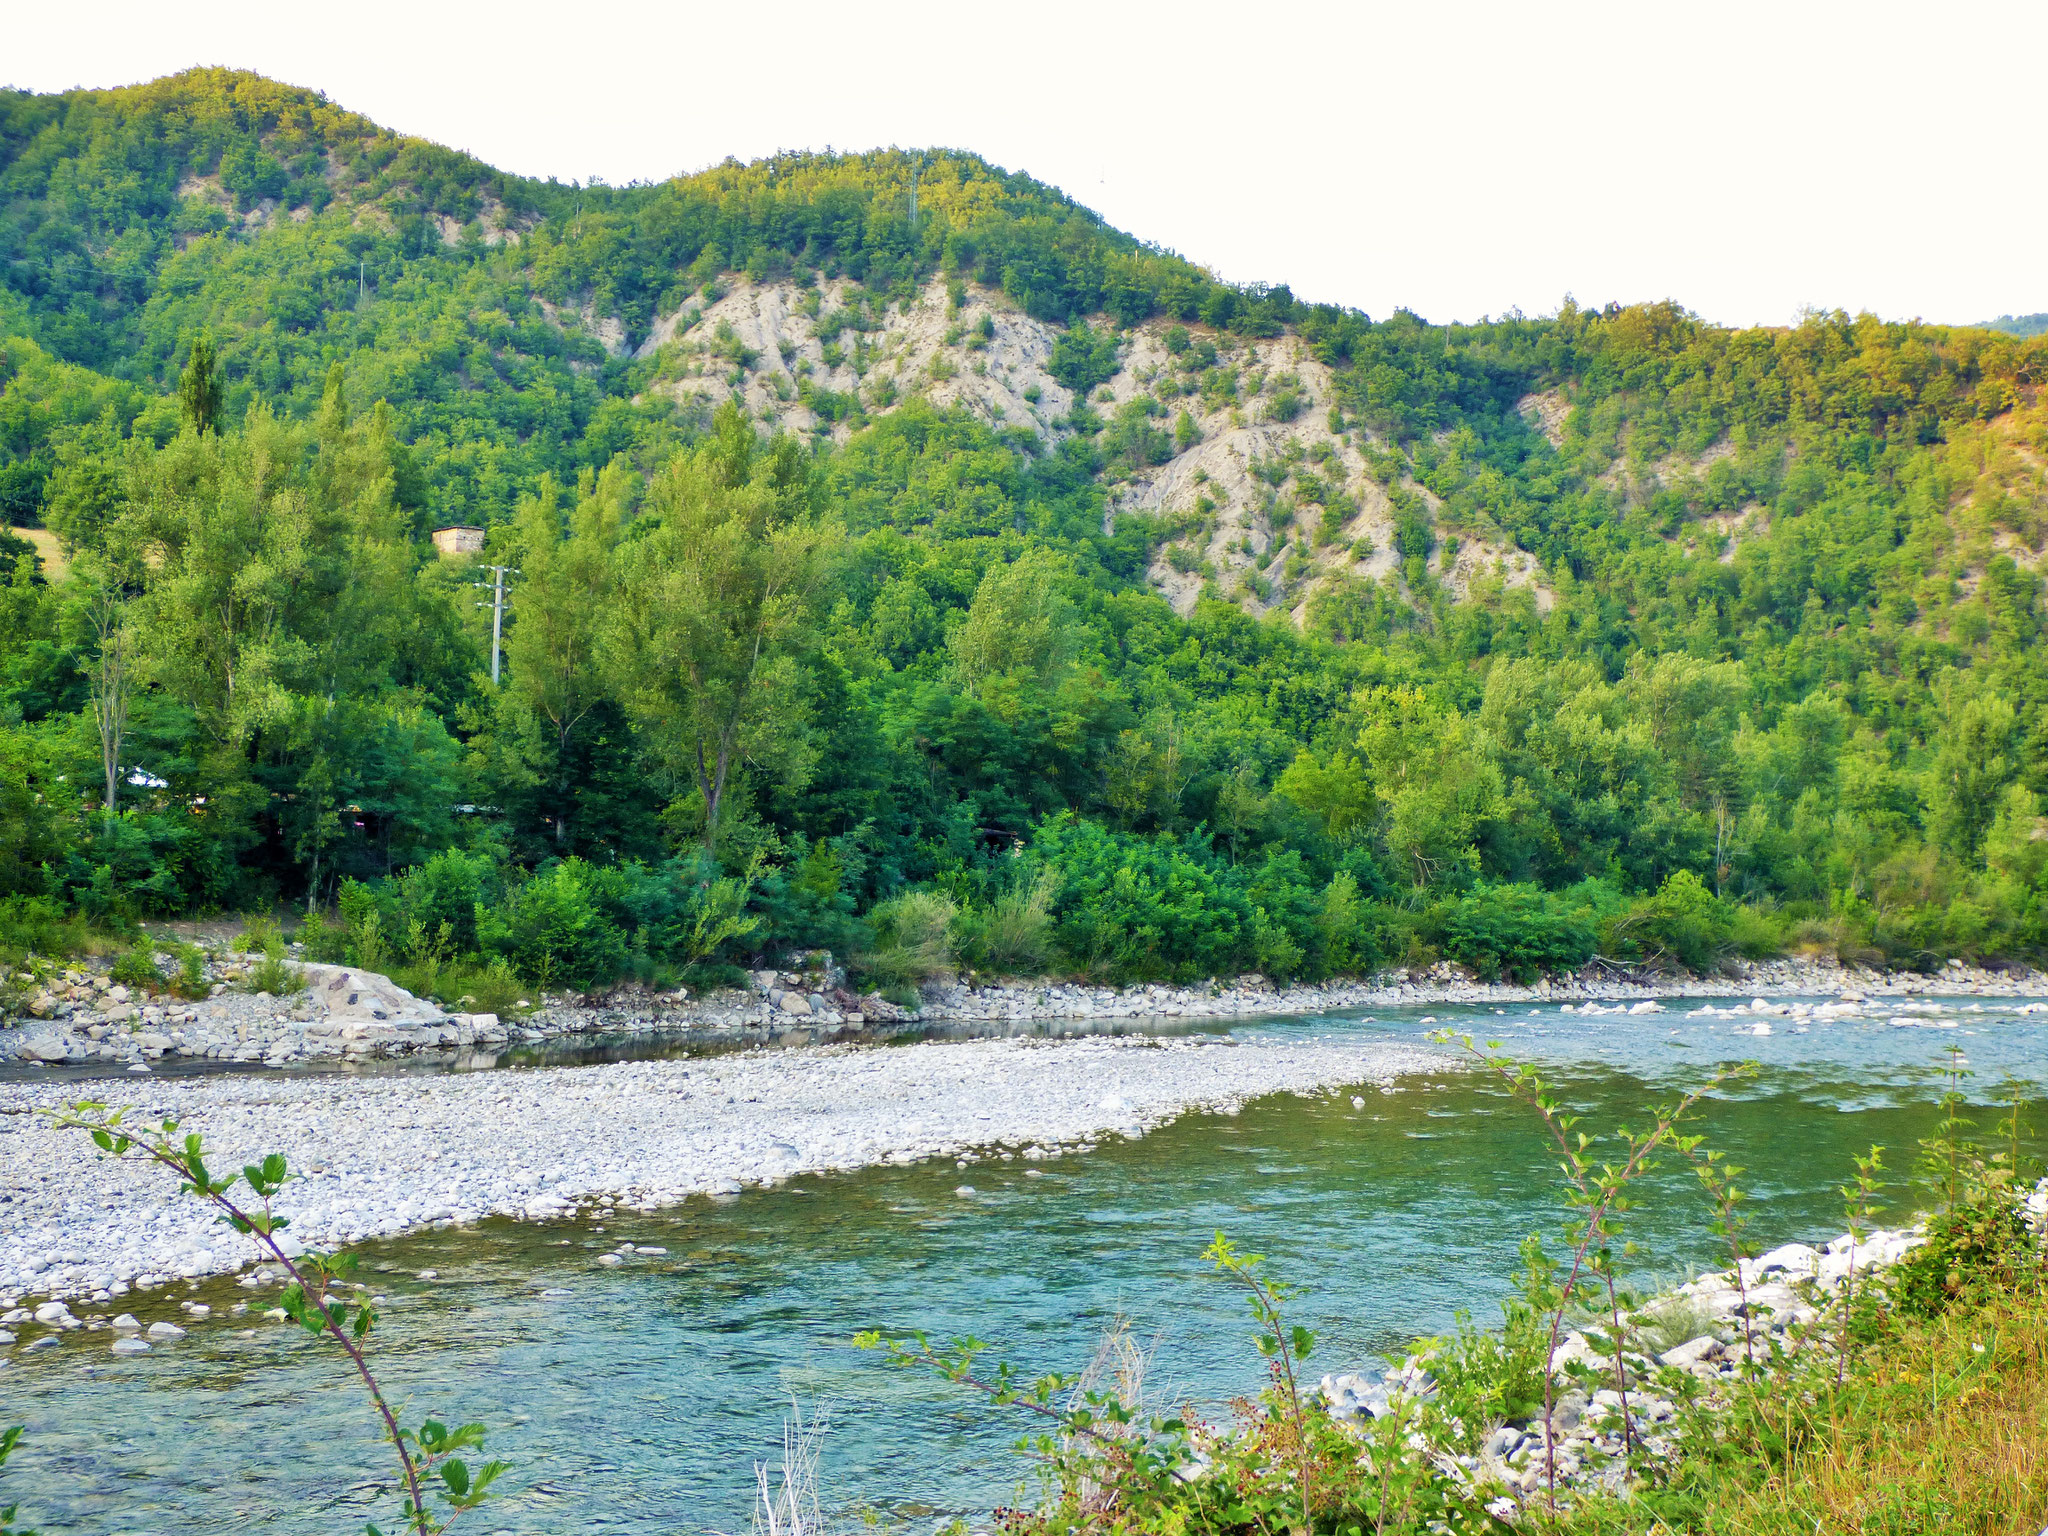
xmin=0 ymin=1034 xmax=1444 ymax=1300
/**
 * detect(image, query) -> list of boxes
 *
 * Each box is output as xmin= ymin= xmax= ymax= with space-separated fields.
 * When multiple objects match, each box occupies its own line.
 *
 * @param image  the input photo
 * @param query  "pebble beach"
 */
xmin=0 ymin=1031 xmax=1448 ymax=1307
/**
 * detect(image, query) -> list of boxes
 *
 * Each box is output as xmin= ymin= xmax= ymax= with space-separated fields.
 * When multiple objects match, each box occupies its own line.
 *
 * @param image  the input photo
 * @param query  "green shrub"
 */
xmin=475 ymin=859 xmax=628 ymax=993
xmin=297 ymin=909 xmax=350 ymax=963
xmin=246 ymin=943 xmax=306 ymax=997
xmin=1885 ymin=1193 xmax=2038 ymax=1319
xmin=231 ymin=913 xmax=282 ymax=954
xmin=1047 ymin=321 xmax=1120 ymax=393
xmin=1436 ymin=883 xmax=1597 ymax=982
xmin=1604 ymin=869 xmax=1736 ymax=973
xmin=1316 ymin=870 xmax=1383 ymax=975
xmin=1728 ymin=901 xmax=1786 ymax=958
xmin=1266 ymin=385 xmax=1305 ymax=423
xmin=336 ymin=880 xmax=391 ymax=972
xmin=1024 ymin=815 xmax=1324 ymax=981
xmin=109 ymin=944 xmax=165 ymax=992
xmin=0 ymin=894 xmax=97 ymax=961
xmin=422 ymin=955 xmax=527 ymax=1016
xmin=389 ymin=850 xmax=503 ymax=954
xmin=170 ymin=942 xmax=211 ymax=1000
xmin=584 ymin=853 xmax=764 ymax=971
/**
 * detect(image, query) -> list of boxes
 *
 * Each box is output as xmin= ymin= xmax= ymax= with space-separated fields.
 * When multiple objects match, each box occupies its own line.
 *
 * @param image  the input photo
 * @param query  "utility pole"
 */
xmin=474 ymin=564 xmax=518 ymax=685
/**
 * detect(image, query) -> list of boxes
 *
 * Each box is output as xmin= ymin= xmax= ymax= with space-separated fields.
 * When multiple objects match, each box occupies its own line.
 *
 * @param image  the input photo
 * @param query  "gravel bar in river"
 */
xmin=0 ymin=1033 xmax=1448 ymax=1302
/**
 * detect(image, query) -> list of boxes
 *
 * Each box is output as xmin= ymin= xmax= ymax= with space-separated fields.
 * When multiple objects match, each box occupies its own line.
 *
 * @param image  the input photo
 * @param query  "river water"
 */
xmin=5 ymin=995 xmax=2044 ymax=1534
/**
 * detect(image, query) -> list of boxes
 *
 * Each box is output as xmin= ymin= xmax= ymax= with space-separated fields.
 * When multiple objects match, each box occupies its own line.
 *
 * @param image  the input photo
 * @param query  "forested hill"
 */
xmin=3 ymin=67 xmax=2048 ymax=989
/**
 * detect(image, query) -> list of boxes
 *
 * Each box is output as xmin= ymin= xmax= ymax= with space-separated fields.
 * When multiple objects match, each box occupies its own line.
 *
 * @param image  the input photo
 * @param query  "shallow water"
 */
xmin=5 ymin=995 xmax=2044 ymax=1534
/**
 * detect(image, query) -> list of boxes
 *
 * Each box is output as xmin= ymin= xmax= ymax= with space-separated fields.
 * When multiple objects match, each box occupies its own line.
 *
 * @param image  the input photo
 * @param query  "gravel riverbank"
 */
xmin=6 ymin=950 xmax=2041 ymax=1072
xmin=0 ymin=1032 xmax=1447 ymax=1308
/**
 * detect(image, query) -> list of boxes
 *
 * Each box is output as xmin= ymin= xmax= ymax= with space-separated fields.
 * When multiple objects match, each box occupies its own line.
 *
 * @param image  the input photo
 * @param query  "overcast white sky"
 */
xmin=10 ymin=0 xmax=2042 ymax=328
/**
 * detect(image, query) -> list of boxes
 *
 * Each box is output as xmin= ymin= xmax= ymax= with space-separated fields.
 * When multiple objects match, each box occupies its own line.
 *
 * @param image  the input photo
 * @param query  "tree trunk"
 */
xmin=89 ymin=596 xmax=129 ymax=830
xmin=697 ymin=731 xmax=734 ymax=853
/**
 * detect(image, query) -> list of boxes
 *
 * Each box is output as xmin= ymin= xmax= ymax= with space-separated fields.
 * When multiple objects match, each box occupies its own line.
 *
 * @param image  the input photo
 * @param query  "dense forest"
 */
xmin=4 ymin=67 xmax=2047 ymax=1000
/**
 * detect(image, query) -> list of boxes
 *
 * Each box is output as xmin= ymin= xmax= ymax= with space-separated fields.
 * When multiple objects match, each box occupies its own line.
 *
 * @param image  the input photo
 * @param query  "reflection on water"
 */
xmin=3 ymin=996 xmax=2044 ymax=1534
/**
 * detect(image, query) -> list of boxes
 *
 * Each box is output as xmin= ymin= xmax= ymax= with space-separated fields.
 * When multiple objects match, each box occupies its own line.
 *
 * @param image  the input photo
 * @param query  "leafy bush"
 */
xmin=246 ymin=942 xmax=306 ymax=997
xmin=1436 ymin=883 xmax=1597 ymax=982
xmin=1886 ymin=1192 xmax=2039 ymax=1319
xmin=169 ymin=942 xmax=211 ymax=1000
xmin=108 ymin=944 xmax=165 ymax=992
xmin=476 ymin=859 xmax=628 ymax=993
xmin=297 ymin=909 xmax=350 ymax=964
xmin=419 ymin=955 xmax=527 ymax=1015
xmin=336 ymin=880 xmax=391 ymax=972
xmin=1025 ymin=815 xmax=1326 ymax=981
xmin=388 ymin=850 xmax=504 ymax=955
xmin=1047 ymin=321 xmax=1121 ymax=393
xmin=230 ymin=914 xmax=282 ymax=955
xmin=0 ymin=895 xmax=98 ymax=962
xmin=1413 ymin=1283 xmax=1550 ymax=1447
xmin=1316 ymin=870 xmax=1383 ymax=976
xmin=1604 ymin=869 xmax=1736 ymax=973
xmin=1727 ymin=900 xmax=1787 ymax=959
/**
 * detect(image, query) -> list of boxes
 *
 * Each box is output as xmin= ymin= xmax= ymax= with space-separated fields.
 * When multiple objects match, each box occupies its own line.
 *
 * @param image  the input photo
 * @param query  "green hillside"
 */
xmin=3 ymin=67 xmax=2047 ymax=987
xmin=1982 ymin=313 xmax=2048 ymax=339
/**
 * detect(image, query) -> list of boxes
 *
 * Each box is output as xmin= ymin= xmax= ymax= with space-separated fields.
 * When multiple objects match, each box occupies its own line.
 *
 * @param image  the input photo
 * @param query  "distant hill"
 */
xmin=0 ymin=65 xmax=2044 ymax=639
xmin=5 ymin=70 xmax=2045 ymax=632
xmin=1980 ymin=314 xmax=2048 ymax=338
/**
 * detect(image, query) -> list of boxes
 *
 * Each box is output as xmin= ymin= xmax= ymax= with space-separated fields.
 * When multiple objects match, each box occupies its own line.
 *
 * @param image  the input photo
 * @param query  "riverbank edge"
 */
xmin=0 ymin=1033 xmax=1451 ymax=1307
xmin=5 ymin=948 xmax=2046 ymax=1072
xmin=537 ymin=951 xmax=2048 ymax=1048
xmin=1307 ymin=1171 xmax=2048 ymax=1518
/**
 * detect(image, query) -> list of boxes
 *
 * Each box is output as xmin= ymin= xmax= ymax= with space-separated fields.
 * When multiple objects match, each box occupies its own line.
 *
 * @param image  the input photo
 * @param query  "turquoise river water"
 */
xmin=4 ymin=995 xmax=2045 ymax=1534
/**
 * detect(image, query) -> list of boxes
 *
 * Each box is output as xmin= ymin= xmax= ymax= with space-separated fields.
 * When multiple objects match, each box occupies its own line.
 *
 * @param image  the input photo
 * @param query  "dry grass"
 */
xmin=746 ymin=1398 xmax=829 ymax=1536
xmin=1564 ymin=1287 xmax=2048 ymax=1535
xmin=6 ymin=525 xmax=68 ymax=583
xmin=1755 ymin=1298 xmax=2048 ymax=1534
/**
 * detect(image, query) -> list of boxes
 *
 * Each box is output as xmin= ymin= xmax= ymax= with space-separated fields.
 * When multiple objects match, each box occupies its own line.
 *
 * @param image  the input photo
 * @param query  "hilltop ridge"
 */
xmin=4 ymin=69 xmax=2044 ymax=636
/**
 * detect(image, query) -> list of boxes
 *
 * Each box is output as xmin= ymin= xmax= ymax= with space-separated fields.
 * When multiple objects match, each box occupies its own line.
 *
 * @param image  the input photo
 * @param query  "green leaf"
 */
xmin=440 ymin=1459 xmax=471 ymax=1497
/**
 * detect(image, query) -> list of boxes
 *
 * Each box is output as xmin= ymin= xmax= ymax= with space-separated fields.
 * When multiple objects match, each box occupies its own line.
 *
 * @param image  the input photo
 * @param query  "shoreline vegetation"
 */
xmin=5 ymin=76 xmax=2048 ymax=1059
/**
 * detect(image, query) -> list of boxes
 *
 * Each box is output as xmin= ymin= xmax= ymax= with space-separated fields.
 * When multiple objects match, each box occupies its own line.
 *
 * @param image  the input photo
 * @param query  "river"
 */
xmin=3 ymin=994 xmax=2043 ymax=1534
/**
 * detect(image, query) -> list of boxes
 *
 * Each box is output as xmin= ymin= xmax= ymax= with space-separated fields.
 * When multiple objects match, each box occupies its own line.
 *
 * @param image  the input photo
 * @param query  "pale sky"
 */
xmin=9 ymin=0 xmax=2043 ymax=329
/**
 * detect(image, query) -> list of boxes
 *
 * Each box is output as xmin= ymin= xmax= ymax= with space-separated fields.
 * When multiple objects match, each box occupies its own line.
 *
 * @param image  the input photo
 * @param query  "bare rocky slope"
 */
xmin=549 ymin=275 xmax=1556 ymax=625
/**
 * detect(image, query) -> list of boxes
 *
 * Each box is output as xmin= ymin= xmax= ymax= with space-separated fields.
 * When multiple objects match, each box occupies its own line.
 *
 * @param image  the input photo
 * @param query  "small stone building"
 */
xmin=430 ymin=525 xmax=485 ymax=557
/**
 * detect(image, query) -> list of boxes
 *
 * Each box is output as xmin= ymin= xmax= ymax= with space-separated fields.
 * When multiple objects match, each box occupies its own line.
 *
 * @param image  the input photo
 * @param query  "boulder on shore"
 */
xmin=286 ymin=962 xmax=445 ymax=1029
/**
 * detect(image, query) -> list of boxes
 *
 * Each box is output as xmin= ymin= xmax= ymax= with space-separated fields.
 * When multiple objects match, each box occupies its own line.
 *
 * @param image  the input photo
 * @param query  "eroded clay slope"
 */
xmin=601 ymin=276 xmax=1553 ymax=623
